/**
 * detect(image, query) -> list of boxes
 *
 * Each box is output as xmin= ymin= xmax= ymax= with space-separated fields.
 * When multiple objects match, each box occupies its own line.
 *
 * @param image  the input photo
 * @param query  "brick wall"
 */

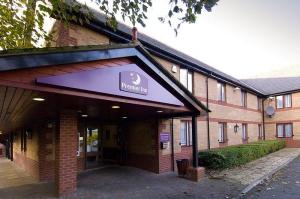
xmin=13 ymin=129 xmax=40 ymax=180
xmin=39 ymin=125 xmax=55 ymax=182
xmin=50 ymin=21 xmax=110 ymax=47
xmin=125 ymin=119 xmax=158 ymax=172
xmin=55 ymin=110 xmax=78 ymax=196
xmin=264 ymin=93 xmax=300 ymax=147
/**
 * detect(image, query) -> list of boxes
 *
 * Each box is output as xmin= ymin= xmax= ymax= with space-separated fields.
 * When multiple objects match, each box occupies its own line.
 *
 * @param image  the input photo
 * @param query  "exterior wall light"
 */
xmin=234 ymin=124 xmax=239 ymax=133
xmin=33 ymin=97 xmax=45 ymax=101
xmin=81 ymin=114 xmax=88 ymax=118
xmin=122 ymin=116 xmax=127 ymax=119
xmin=157 ymin=110 xmax=163 ymax=113
xmin=112 ymin=105 xmax=120 ymax=109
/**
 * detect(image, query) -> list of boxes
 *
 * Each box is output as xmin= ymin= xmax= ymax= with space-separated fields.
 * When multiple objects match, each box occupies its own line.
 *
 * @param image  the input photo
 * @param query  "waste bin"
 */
xmin=176 ymin=159 xmax=189 ymax=177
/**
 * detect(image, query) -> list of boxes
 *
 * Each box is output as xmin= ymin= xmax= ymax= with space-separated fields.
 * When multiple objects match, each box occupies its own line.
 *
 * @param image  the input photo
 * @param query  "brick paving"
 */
xmin=1 ymin=148 xmax=300 ymax=198
xmin=0 ymin=158 xmax=37 ymax=189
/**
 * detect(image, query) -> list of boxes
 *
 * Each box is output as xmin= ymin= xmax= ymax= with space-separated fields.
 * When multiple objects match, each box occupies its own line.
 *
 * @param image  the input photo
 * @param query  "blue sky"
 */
xmin=76 ymin=0 xmax=300 ymax=78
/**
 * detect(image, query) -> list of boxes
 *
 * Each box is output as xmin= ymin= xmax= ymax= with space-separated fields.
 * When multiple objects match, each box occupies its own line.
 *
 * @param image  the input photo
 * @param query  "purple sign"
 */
xmin=36 ymin=64 xmax=184 ymax=106
xmin=160 ymin=132 xmax=170 ymax=142
xmin=120 ymin=71 xmax=148 ymax=95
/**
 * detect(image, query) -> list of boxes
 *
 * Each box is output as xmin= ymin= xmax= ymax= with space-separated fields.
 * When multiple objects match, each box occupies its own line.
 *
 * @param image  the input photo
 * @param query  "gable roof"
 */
xmin=0 ymin=43 xmax=209 ymax=114
xmin=62 ymin=0 xmax=264 ymax=96
xmin=242 ymin=77 xmax=300 ymax=95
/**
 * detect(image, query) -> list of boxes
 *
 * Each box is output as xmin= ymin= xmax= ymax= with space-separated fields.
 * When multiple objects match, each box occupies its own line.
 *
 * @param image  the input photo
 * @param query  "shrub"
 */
xmin=199 ymin=140 xmax=286 ymax=170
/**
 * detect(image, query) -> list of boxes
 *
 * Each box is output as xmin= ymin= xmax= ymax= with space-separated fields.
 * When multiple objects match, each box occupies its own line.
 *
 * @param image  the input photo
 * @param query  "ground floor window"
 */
xmin=242 ymin=123 xmax=248 ymax=141
xmin=277 ymin=123 xmax=293 ymax=138
xmin=180 ymin=120 xmax=192 ymax=146
xmin=258 ymin=124 xmax=263 ymax=139
xmin=218 ymin=123 xmax=227 ymax=143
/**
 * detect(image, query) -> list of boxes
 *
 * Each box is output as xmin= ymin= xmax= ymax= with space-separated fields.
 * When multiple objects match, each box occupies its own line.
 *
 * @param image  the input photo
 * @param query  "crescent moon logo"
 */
xmin=131 ymin=73 xmax=141 ymax=86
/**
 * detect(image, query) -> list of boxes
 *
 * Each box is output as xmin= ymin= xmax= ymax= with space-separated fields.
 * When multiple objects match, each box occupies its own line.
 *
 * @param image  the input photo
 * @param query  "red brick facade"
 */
xmin=55 ymin=110 xmax=78 ymax=196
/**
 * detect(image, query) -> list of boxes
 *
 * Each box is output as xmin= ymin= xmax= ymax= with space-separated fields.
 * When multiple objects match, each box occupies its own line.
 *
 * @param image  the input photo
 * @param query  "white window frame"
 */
xmin=180 ymin=120 xmax=193 ymax=146
xmin=180 ymin=68 xmax=193 ymax=93
xmin=258 ymin=124 xmax=263 ymax=139
xmin=242 ymin=123 xmax=248 ymax=141
xmin=277 ymin=123 xmax=293 ymax=138
xmin=217 ymin=82 xmax=226 ymax=102
xmin=218 ymin=123 xmax=227 ymax=143
xmin=241 ymin=91 xmax=247 ymax=107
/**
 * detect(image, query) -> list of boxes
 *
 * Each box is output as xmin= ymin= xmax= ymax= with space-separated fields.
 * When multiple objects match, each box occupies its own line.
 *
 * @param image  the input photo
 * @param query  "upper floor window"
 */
xmin=217 ymin=82 xmax=226 ymax=102
xmin=257 ymin=97 xmax=262 ymax=111
xmin=180 ymin=120 xmax=192 ymax=146
xmin=179 ymin=68 xmax=193 ymax=93
xmin=218 ymin=123 xmax=227 ymax=143
xmin=258 ymin=124 xmax=263 ymax=139
xmin=276 ymin=94 xmax=292 ymax=109
xmin=277 ymin=123 xmax=293 ymax=138
xmin=241 ymin=91 xmax=247 ymax=107
xmin=242 ymin=123 xmax=248 ymax=141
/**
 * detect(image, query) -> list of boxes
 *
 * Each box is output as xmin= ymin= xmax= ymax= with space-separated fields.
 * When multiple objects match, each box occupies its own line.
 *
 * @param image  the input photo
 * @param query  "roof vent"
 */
xmin=265 ymin=106 xmax=275 ymax=118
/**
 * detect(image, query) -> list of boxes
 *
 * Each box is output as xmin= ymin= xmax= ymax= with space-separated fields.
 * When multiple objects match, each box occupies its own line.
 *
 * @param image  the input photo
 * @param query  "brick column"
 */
xmin=55 ymin=110 xmax=78 ymax=197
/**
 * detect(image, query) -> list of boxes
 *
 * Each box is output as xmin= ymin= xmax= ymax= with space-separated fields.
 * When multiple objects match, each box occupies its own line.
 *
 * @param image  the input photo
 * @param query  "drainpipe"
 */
xmin=170 ymin=118 xmax=175 ymax=171
xmin=206 ymin=76 xmax=211 ymax=150
xmin=262 ymin=98 xmax=266 ymax=140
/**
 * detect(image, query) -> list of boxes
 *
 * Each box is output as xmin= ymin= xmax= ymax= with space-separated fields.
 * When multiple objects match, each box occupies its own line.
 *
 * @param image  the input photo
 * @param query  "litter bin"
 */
xmin=176 ymin=159 xmax=189 ymax=177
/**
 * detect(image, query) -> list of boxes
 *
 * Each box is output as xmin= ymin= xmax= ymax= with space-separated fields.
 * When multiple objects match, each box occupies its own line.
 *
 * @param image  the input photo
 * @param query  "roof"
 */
xmin=62 ymin=0 xmax=264 ymax=96
xmin=242 ymin=77 xmax=300 ymax=95
xmin=0 ymin=43 xmax=209 ymax=113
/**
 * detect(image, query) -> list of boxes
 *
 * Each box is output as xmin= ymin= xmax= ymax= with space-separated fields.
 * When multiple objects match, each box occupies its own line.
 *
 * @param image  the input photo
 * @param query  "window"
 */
xmin=241 ymin=91 xmax=247 ymax=107
xmin=276 ymin=94 xmax=292 ymax=109
xmin=258 ymin=124 xmax=263 ymax=139
xmin=285 ymin=94 xmax=292 ymax=108
xmin=242 ymin=124 xmax=248 ymax=141
xmin=257 ymin=98 xmax=262 ymax=111
xmin=218 ymin=123 xmax=227 ymax=143
xmin=277 ymin=123 xmax=293 ymax=138
xmin=180 ymin=121 xmax=192 ymax=146
xmin=180 ymin=68 xmax=193 ymax=93
xmin=217 ymin=82 xmax=226 ymax=102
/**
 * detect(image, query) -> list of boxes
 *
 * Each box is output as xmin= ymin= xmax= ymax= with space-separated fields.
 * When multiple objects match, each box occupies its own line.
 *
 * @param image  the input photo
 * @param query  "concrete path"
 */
xmin=0 ymin=158 xmax=37 ymax=189
xmin=211 ymin=148 xmax=300 ymax=194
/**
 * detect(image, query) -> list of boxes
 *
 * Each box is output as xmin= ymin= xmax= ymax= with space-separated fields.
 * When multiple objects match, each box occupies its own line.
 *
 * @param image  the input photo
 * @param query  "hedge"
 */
xmin=198 ymin=140 xmax=286 ymax=170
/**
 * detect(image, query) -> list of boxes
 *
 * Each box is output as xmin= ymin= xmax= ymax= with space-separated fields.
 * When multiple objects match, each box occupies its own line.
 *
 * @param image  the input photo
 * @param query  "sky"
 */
xmin=75 ymin=0 xmax=300 ymax=79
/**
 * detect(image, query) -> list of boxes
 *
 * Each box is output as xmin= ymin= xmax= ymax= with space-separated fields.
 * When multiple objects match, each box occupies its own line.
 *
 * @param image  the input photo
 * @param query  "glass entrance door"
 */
xmin=85 ymin=127 xmax=102 ymax=169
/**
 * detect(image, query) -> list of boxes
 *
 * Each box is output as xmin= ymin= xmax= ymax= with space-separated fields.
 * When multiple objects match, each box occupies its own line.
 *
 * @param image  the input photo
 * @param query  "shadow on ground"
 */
xmin=0 ymin=166 xmax=244 ymax=199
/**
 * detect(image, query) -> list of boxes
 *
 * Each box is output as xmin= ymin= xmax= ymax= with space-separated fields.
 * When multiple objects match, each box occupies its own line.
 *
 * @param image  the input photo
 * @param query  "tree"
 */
xmin=0 ymin=0 xmax=219 ymax=50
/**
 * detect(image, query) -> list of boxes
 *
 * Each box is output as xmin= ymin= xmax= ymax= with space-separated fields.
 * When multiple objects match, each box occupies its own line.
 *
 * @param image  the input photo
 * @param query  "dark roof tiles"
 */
xmin=242 ymin=77 xmax=300 ymax=95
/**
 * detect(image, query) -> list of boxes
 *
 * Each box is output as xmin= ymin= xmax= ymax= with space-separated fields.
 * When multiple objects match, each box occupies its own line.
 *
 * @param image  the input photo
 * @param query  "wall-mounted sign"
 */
xmin=120 ymin=71 xmax=148 ymax=95
xmin=36 ymin=64 xmax=183 ymax=106
xmin=160 ymin=132 xmax=170 ymax=142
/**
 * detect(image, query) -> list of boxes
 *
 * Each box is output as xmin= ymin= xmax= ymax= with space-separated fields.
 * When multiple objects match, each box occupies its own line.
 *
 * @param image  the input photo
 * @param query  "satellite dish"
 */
xmin=265 ymin=106 xmax=275 ymax=117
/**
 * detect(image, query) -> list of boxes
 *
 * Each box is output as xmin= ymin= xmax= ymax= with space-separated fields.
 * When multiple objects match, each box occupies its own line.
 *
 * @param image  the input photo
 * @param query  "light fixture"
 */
xmin=233 ymin=87 xmax=240 ymax=92
xmin=234 ymin=124 xmax=239 ymax=133
xmin=157 ymin=110 xmax=163 ymax=113
xmin=81 ymin=114 xmax=88 ymax=118
xmin=112 ymin=105 xmax=120 ymax=109
xmin=122 ymin=116 xmax=127 ymax=119
xmin=0 ymin=131 xmax=2 ymax=135
xmin=33 ymin=97 xmax=45 ymax=101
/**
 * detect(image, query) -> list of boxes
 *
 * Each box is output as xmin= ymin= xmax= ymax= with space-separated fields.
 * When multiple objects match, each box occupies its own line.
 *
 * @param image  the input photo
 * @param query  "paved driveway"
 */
xmin=246 ymin=155 xmax=300 ymax=199
xmin=0 ymin=164 xmax=243 ymax=199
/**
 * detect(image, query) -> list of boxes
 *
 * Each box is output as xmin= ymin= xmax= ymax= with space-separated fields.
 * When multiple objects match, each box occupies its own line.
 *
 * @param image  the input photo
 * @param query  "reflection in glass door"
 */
xmin=86 ymin=127 xmax=102 ymax=169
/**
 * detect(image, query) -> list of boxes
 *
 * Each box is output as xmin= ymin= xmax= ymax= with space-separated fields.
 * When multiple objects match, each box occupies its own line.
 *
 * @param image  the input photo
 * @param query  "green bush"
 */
xmin=199 ymin=140 xmax=286 ymax=170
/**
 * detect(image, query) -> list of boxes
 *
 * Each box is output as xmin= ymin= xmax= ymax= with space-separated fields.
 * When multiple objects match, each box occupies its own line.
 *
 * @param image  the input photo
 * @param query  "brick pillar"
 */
xmin=55 ymin=110 xmax=78 ymax=197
